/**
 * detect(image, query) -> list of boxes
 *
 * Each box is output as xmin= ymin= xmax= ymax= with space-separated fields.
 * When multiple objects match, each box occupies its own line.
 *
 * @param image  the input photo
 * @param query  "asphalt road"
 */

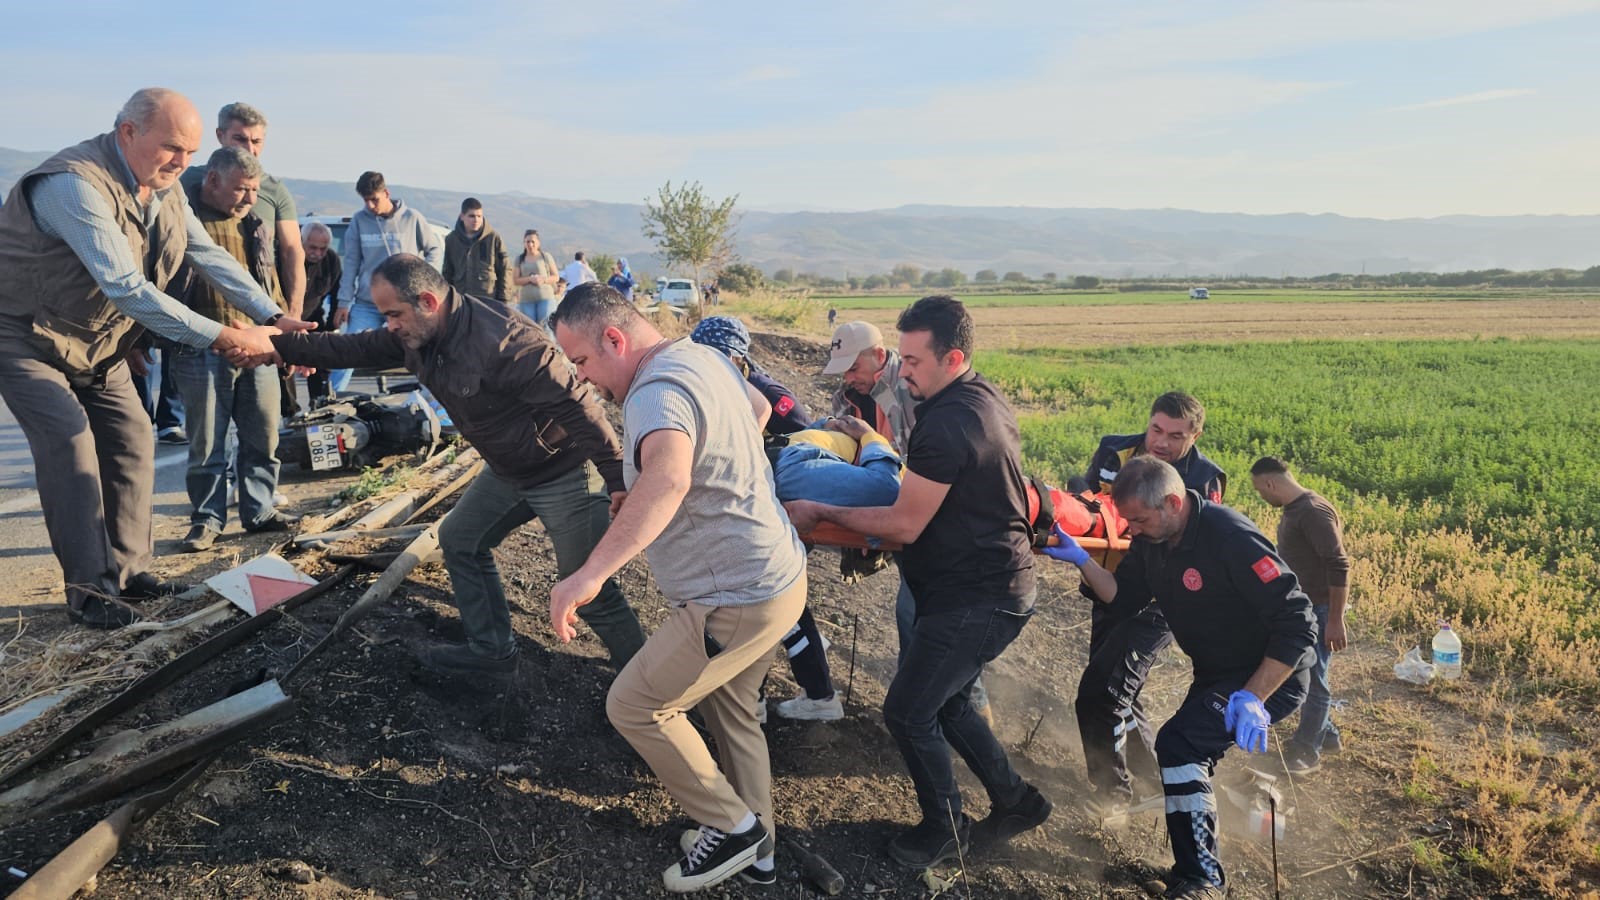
xmin=0 ymin=371 xmax=389 ymax=616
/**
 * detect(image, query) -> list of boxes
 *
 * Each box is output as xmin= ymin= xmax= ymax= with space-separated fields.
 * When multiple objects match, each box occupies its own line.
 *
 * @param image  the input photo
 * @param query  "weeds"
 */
xmin=338 ymin=464 xmax=417 ymax=503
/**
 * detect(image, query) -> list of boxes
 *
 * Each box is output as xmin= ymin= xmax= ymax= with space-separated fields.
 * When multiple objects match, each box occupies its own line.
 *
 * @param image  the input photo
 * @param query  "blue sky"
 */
xmin=3 ymin=0 xmax=1597 ymax=217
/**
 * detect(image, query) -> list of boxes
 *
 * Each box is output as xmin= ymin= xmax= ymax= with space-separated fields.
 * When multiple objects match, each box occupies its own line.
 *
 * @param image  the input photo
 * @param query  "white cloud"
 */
xmin=1380 ymin=88 xmax=1536 ymax=113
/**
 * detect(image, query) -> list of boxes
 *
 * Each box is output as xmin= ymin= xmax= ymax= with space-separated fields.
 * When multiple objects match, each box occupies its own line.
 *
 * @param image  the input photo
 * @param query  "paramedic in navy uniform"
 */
xmin=1045 ymin=455 xmax=1315 ymax=900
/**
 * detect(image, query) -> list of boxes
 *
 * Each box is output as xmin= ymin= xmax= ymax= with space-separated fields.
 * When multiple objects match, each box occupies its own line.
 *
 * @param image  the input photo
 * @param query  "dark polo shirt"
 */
xmin=902 ymin=368 xmax=1036 ymax=616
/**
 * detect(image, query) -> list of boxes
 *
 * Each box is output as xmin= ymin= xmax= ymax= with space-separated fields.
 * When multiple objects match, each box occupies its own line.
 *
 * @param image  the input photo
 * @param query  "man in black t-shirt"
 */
xmin=785 ymin=296 xmax=1051 ymax=869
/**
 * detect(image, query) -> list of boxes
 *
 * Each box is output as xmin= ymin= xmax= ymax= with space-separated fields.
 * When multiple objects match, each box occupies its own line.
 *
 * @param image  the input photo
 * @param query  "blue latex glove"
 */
xmin=1223 ymin=690 xmax=1270 ymax=753
xmin=1042 ymin=523 xmax=1091 ymax=566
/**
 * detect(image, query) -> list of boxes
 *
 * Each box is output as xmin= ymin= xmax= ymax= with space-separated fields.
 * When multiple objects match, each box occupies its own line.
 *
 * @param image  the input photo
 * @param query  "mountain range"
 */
xmin=5 ymin=145 xmax=1598 ymax=279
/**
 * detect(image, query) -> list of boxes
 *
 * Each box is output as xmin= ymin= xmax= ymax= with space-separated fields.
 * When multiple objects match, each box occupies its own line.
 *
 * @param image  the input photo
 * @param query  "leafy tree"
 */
xmin=974 ymin=269 xmax=998 ymax=284
xmin=929 ymin=268 xmax=967 ymax=288
xmin=1002 ymin=271 xmax=1028 ymax=283
xmin=862 ymin=274 xmax=890 ymax=290
xmin=1042 ymin=272 xmax=1058 ymax=283
xmin=772 ymin=268 xmax=795 ymax=284
xmin=891 ymin=263 xmax=922 ymax=288
xmin=641 ymin=180 xmax=739 ymax=314
xmin=590 ymin=253 xmax=618 ymax=283
xmin=1073 ymin=275 xmax=1101 ymax=289
xmin=718 ymin=262 xmax=766 ymax=294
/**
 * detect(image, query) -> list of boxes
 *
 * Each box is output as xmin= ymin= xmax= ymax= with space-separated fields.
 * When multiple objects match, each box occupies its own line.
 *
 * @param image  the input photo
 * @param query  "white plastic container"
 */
xmin=1431 ymin=623 xmax=1463 ymax=681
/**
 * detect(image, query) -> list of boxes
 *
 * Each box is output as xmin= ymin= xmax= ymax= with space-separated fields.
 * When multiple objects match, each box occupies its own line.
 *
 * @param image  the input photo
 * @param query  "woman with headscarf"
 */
xmin=607 ymin=257 xmax=638 ymax=302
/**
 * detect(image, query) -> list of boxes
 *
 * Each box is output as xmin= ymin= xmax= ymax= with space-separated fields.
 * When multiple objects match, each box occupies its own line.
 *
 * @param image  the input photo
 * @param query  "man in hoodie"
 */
xmin=330 ymin=170 xmax=443 ymax=392
xmin=442 ymin=197 xmax=513 ymax=303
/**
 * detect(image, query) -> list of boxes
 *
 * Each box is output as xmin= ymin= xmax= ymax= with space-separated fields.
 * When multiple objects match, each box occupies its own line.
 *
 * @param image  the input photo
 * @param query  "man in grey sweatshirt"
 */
xmin=330 ymin=170 xmax=443 ymax=392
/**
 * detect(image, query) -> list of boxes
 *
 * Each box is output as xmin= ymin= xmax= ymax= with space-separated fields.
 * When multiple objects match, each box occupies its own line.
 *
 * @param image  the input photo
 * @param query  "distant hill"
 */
xmin=5 ymin=145 xmax=1597 ymax=278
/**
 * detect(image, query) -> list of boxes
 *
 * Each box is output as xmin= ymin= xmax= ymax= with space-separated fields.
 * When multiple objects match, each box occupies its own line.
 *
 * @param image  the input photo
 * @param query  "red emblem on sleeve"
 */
xmin=1182 ymin=568 xmax=1203 ymax=591
xmin=1252 ymin=556 xmax=1281 ymax=583
xmin=774 ymin=396 xmax=795 ymax=416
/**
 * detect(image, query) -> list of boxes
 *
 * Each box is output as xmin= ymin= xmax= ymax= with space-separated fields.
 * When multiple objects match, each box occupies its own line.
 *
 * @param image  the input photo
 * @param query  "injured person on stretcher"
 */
xmin=779 ymin=419 xmax=1131 ymax=565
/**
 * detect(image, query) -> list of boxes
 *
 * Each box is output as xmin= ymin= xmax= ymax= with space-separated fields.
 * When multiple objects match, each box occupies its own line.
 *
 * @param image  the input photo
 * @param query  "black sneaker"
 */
xmin=182 ymin=524 xmax=219 ymax=553
xmin=157 ymin=427 xmax=188 ymax=444
xmin=122 ymin=572 xmax=197 ymax=601
xmin=67 ymin=595 xmax=141 ymax=629
xmin=1284 ymin=744 xmax=1321 ymax=776
xmin=1165 ymin=876 xmax=1226 ymax=898
xmin=678 ymin=828 xmax=775 ymax=885
xmin=973 ymin=784 xmax=1052 ymax=846
xmin=419 ymin=642 xmax=518 ymax=677
xmin=663 ymin=818 xmax=766 ymax=892
xmin=246 ymin=511 xmax=302 ymax=533
xmin=887 ymin=814 xmax=971 ymax=869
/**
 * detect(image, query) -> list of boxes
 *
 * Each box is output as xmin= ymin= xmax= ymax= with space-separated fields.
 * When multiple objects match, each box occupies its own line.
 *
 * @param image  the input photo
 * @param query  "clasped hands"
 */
xmin=213 ymin=317 xmax=316 ymax=372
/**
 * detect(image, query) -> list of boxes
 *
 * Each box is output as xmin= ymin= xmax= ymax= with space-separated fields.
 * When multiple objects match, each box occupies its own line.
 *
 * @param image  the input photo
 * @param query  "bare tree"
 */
xmin=641 ymin=180 xmax=739 ymax=315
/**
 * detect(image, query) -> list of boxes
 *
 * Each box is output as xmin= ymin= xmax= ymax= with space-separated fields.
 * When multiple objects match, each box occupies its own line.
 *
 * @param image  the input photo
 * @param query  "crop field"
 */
xmin=981 ymin=337 xmax=1600 ymax=690
xmin=825 ymin=287 xmax=1600 ymax=310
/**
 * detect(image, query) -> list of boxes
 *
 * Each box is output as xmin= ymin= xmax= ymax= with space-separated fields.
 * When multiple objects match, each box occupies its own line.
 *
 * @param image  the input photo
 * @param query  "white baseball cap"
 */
xmin=822 ymin=321 xmax=884 ymax=375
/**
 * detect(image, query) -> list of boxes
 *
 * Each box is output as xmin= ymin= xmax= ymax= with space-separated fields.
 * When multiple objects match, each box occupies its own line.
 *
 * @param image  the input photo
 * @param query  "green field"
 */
xmin=976 ymin=337 xmax=1600 ymax=685
xmin=822 ymin=287 xmax=1600 ymax=310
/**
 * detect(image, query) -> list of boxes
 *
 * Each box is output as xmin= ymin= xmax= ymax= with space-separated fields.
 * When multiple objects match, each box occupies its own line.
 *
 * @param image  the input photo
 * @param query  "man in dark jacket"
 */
xmin=1071 ymin=391 xmax=1228 ymax=814
xmin=441 ymin=197 xmax=514 ymax=303
xmin=245 ymin=254 xmax=646 ymax=675
xmin=299 ymin=220 xmax=341 ymax=401
xmin=1046 ymin=456 xmax=1314 ymax=899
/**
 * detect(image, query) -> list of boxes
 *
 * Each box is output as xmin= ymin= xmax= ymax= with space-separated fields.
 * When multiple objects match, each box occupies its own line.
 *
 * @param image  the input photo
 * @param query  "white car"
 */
xmin=658 ymin=278 xmax=698 ymax=307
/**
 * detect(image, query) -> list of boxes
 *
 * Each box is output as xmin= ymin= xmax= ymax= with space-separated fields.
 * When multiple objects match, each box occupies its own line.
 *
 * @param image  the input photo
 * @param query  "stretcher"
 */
xmin=800 ymin=481 xmax=1133 ymax=571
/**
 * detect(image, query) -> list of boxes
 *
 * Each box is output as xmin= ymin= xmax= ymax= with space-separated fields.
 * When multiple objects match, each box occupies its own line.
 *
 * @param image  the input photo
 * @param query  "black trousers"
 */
xmin=1155 ymin=672 xmax=1306 ymax=889
xmin=1075 ymin=601 xmax=1172 ymax=798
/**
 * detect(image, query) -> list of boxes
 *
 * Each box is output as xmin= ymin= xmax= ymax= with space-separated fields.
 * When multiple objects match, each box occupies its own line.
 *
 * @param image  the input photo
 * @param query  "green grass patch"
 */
xmin=978 ymin=336 xmax=1600 ymax=687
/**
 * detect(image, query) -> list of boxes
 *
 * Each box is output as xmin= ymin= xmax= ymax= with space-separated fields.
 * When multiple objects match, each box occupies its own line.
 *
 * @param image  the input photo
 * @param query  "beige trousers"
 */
xmin=606 ymin=575 xmax=807 ymax=839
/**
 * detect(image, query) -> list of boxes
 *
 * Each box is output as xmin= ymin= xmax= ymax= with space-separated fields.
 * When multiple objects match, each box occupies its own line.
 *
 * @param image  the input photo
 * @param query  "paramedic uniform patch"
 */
xmin=1252 ymin=555 xmax=1280 ymax=583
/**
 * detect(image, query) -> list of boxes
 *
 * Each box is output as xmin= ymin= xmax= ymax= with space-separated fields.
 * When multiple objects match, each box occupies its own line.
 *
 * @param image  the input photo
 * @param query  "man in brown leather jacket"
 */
xmin=252 ymin=254 xmax=646 ymax=676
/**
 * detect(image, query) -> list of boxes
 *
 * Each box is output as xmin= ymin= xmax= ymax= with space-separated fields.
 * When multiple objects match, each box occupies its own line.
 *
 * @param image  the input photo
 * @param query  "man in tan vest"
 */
xmin=0 ymin=87 xmax=314 ymax=629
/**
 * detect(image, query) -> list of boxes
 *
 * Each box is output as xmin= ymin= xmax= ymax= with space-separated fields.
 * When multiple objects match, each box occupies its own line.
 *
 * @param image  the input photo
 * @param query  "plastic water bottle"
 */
xmin=1432 ymin=622 xmax=1463 ymax=681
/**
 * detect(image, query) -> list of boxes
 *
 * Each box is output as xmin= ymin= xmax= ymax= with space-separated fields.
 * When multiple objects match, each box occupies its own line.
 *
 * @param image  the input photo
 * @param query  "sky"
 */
xmin=2 ymin=0 xmax=1598 ymax=218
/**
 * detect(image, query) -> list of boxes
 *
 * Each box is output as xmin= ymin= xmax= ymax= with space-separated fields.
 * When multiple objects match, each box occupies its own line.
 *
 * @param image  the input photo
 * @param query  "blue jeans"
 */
xmin=171 ymin=347 xmax=281 ymax=532
xmin=773 ymin=441 xmax=901 ymax=506
xmin=131 ymin=347 xmax=185 ymax=432
xmin=883 ymin=598 xmax=1035 ymax=822
xmin=895 ymin=572 xmax=990 ymax=710
xmin=329 ymin=300 xmax=386 ymax=393
xmin=519 ymin=299 xmax=552 ymax=327
xmin=1290 ymin=604 xmax=1339 ymax=758
xmin=437 ymin=463 xmax=645 ymax=666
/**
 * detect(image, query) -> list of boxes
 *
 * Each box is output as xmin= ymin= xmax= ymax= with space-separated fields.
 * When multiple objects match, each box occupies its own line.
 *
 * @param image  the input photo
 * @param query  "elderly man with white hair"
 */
xmin=299 ymin=219 xmax=342 ymax=401
xmin=0 ymin=87 xmax=315 ymax=628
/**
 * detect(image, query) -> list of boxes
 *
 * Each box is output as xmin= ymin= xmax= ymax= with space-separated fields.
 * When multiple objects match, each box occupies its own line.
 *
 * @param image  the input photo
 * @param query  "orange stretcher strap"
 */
xmin=796 ymin=518 xmax=1126 ymax=554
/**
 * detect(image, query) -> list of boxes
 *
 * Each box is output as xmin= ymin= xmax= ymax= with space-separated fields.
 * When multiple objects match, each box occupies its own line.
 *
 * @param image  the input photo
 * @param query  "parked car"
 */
xmin=298 ymin=213 xmax=451 ymax=272
xmin=659 ymin=278 xmax=698 ymax=307
xmin=1189 ymin=287 xmax=1210 ymax=300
